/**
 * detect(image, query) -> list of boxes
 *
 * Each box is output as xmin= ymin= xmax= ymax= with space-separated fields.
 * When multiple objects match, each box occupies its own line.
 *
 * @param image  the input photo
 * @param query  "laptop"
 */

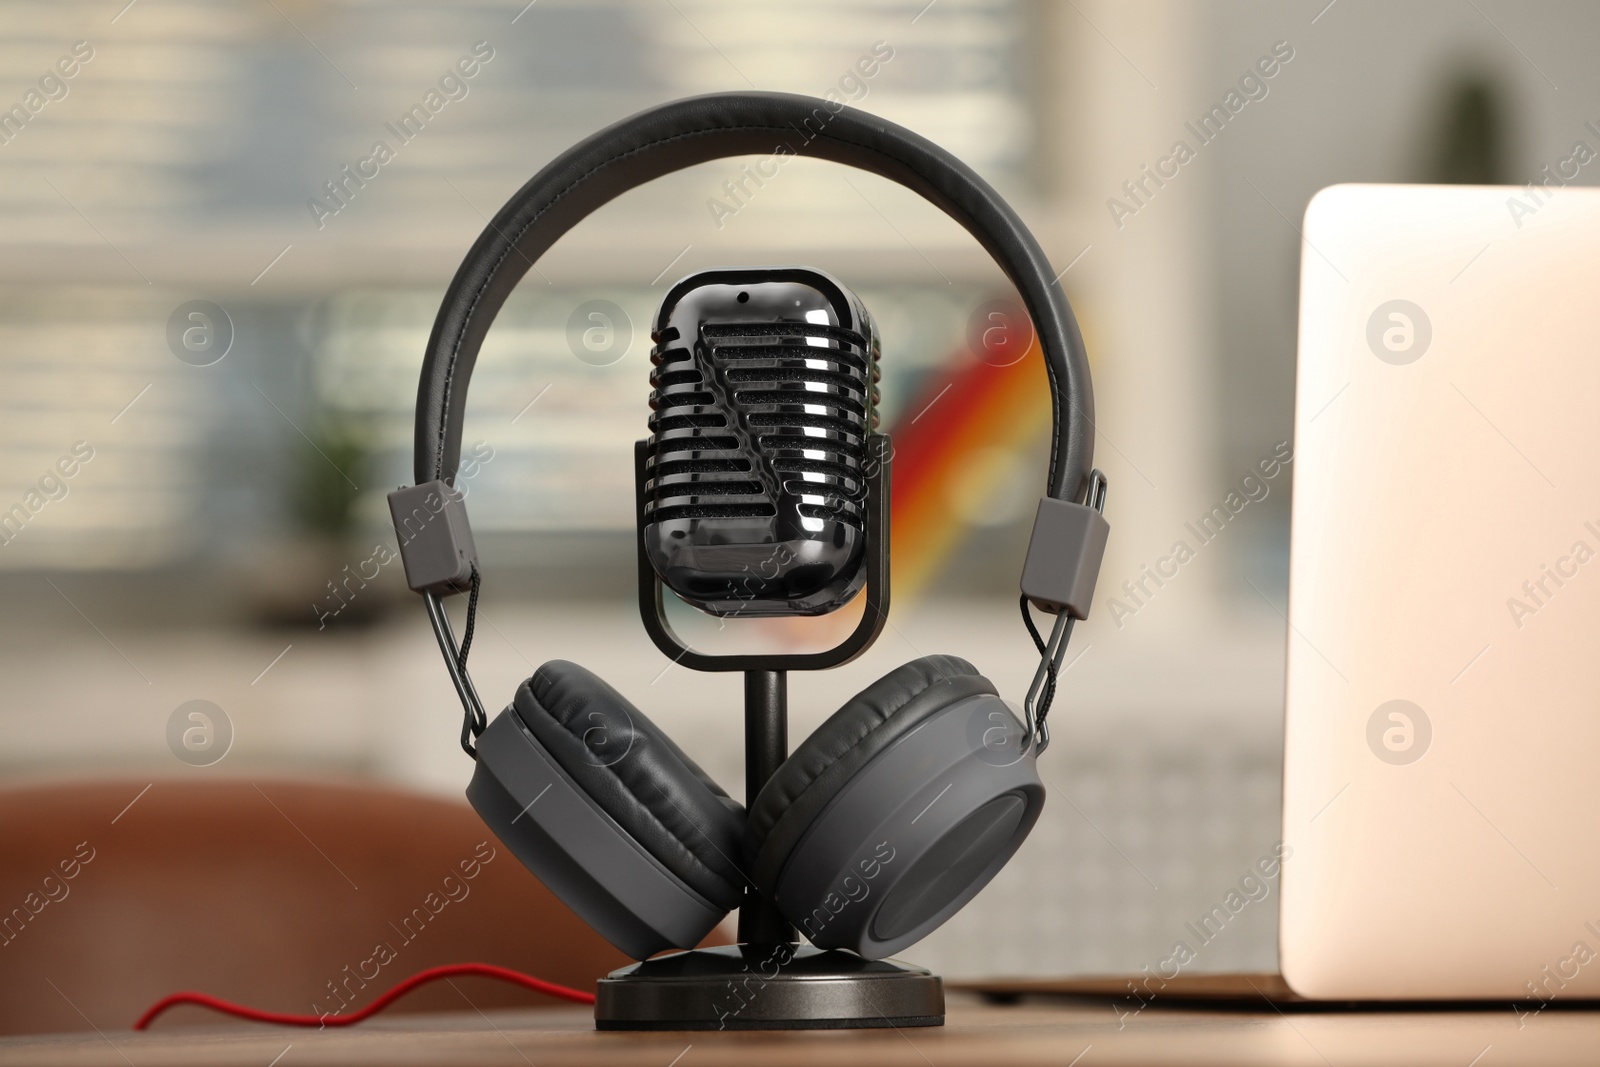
xmin=968 ymin=183 xmax=1600 ymax=1005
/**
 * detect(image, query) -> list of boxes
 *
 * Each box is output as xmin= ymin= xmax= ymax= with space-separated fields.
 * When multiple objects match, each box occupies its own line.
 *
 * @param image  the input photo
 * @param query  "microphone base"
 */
xmin=594 ymin=944 xmax=944 ymax=1031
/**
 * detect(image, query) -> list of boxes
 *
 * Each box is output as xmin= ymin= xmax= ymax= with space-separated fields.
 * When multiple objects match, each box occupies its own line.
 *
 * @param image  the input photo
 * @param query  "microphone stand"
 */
xmin=599 ymin=435 xmax=943 ymax=1031
xmin=739 ymin=669 xmax=793 ymax=949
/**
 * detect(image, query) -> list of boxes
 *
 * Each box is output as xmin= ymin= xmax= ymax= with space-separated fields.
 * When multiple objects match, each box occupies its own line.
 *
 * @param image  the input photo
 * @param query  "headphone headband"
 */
xmin=413 ymin=91 xmax=1096 ymax=503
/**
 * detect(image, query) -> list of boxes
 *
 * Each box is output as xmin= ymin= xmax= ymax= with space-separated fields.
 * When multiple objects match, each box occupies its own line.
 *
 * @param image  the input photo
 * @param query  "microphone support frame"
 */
xmin=633 ymin=433 xmax=891 ymax=674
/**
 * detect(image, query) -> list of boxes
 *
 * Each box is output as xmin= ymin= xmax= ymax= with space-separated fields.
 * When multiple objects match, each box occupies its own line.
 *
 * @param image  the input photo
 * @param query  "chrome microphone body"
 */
xmin=642 ymin=267 xmax=881 ymax=617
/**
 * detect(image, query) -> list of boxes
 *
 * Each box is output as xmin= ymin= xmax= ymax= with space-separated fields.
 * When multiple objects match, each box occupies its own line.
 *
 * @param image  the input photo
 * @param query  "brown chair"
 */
xmin=0 ymin=779 xmax=691 ymax=1036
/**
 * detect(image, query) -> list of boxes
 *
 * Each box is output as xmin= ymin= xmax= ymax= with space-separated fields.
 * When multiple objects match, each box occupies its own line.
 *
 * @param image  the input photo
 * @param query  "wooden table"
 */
xmin=1 ymin=993 xmax=1595 ymax=1066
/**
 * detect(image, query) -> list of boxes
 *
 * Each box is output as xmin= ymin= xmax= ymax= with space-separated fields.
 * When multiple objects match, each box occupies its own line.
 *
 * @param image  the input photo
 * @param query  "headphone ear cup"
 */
xmin=746 ymin=655 xmax=1044 ymax=960
xmin=468 ymin=661 xmax=744 ymax=960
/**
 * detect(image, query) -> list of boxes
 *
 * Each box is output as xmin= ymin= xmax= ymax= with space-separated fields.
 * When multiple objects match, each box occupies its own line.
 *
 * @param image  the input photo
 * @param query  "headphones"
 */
xmin=387 ymin=93 xmax=1109 ymax=963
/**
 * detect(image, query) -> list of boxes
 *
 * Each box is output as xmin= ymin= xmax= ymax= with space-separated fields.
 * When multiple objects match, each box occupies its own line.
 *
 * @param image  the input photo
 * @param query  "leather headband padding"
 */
xmin=413 ymin=91 xmax=1095 ymax=503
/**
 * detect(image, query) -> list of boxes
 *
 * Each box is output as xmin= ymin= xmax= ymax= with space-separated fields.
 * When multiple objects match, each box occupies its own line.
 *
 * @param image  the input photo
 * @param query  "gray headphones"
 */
xmin=387 ymin=92 xmax=1109 ymax=961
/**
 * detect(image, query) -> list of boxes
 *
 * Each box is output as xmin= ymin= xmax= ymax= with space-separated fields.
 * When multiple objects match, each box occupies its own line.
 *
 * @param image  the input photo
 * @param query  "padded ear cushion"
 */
xmin=744 ymin=655 xmax=997 ymax=890
xmin=512 ymin=661 xmax=745 ymax=911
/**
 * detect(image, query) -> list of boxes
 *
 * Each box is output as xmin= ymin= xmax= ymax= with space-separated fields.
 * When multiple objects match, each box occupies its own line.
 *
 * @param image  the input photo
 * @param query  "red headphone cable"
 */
xmin=133 ymin=962 xmax=596 ymax=1031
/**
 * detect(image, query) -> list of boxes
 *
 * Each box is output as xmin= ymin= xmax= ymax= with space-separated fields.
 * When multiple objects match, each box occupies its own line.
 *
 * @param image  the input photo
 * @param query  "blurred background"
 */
xmin=0 ymin=0 xmax=1591 ymax=981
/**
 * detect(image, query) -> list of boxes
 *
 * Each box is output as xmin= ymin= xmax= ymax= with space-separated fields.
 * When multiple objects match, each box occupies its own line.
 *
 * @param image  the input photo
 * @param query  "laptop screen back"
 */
xmin=1281 ymin=183 xmax=1600 ymax=1000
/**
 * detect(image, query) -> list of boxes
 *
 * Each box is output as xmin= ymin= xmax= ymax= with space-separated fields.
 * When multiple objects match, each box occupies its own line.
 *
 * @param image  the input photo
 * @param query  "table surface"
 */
xmin=1 ymin=993 xmax=1595 ymax=1067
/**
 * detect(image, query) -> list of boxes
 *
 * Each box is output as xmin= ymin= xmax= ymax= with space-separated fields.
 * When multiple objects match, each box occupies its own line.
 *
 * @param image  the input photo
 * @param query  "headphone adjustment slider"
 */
xmin=1019 ymin=469 xmax=1110 ymax=620
xmin=387 ymin=480 xmax=480 ymax=597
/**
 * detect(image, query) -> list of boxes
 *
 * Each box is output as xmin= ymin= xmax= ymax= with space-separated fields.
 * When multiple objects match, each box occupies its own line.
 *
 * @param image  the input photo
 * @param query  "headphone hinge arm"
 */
xmin=1022 ymin=611 xmax=1073 ymax=754
xmin=1019 ymin=469 xmax=1107 ymax=753
xmin=424 ymin=591 xmax=488 ymax=756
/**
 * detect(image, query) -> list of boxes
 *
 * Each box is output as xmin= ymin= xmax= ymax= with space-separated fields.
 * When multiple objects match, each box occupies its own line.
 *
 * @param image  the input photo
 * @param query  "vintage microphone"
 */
xmin=641 ymin=267 xmax=881 ymax=617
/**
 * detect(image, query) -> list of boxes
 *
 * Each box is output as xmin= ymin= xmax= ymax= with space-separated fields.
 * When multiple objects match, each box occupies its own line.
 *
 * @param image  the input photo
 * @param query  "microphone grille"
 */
xmin=645 ymin=318 xmax=879 ymax=529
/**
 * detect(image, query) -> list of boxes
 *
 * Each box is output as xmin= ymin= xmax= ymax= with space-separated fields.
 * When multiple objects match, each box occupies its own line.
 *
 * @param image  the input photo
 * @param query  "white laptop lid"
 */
xmin=1281 ymin=183 xmax=1600 ymax=1000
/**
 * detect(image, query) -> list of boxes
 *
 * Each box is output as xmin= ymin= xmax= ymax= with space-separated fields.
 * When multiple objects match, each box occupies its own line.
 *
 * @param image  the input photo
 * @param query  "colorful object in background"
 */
xmin=888 ymin=321 xmax=1055 ymax=601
